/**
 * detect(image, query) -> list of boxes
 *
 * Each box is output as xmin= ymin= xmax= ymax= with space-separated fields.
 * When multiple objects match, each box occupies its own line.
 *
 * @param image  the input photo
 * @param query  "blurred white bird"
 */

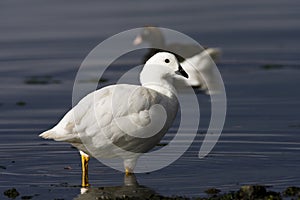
xmin=133 ymin=26 xmax=222 ymax=93
xmin=39 ymin=52 xmax=188 ymax=187
xmin=178 ymin=49 xmax=222 ymax=94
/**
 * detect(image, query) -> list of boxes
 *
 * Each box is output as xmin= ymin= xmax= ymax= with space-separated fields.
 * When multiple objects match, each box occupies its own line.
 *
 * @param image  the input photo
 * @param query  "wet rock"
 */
xmin=283 ymin=186 xmax=300 ymax=197
xmin=235 ymin=185 xmax=282 ymax=200
xmin=237 ymin=185 xmax=267 ymax=199
xmin=3 ymin=188 xmax=20 ymax=199
xmin=74 ymin=185 xmax=189 ymax=200
xmin=265 ymin=191 xmax=282 ymax=200
xmin=204 ymin=188 xmax=221 ymax=195
xmin=217 ymin=191 xmax=237 ymax=200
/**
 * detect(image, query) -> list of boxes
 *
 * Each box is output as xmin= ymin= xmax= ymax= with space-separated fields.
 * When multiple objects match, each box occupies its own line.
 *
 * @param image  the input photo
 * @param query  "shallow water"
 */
xmin=1 ymin=0 xmax=300 ymax=199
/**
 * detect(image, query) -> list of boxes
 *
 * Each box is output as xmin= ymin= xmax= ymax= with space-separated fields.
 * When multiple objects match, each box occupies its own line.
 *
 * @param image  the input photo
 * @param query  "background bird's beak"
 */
xmin=133 ymin=35 xmax=142 ymax=45
xmin=175 ymin=65 xmax=189 ymax=78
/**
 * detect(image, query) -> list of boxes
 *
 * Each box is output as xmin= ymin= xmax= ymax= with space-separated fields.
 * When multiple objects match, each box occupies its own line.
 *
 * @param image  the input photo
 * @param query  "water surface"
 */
xmin=0 ymin=0 xmax=300 ymax=199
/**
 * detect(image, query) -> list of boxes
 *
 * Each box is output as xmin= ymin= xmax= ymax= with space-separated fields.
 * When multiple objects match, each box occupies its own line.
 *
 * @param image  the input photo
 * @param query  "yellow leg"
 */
xmin=81 ymin=154 xmax=90 ymax=187
xmin=125 ymin=168 xmax=132 ymax=176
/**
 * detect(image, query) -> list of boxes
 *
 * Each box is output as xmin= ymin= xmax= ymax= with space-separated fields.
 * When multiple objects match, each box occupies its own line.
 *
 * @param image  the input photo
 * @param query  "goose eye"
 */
xmin=164 ymin=59 xmax=170 ymax=63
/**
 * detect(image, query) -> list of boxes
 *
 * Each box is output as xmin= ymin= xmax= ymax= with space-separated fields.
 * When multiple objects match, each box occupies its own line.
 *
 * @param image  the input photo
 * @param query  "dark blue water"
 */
xmin=1 ymin=0 xmax=300 ymax=199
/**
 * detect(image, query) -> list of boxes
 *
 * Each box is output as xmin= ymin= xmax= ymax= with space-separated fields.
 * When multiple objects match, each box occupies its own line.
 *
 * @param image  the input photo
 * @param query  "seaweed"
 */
xmin=3 ymin=188 xmax=20 ymax=199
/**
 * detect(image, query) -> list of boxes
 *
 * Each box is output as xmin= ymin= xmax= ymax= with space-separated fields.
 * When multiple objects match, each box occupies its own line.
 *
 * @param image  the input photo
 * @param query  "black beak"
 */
xmin=175 ymin=65 xmax=189 ymax=79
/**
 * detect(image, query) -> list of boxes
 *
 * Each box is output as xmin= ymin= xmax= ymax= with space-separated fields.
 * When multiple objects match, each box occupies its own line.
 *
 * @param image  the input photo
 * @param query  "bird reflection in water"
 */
xmin=74 ymin=174 xmax=159 ymax=200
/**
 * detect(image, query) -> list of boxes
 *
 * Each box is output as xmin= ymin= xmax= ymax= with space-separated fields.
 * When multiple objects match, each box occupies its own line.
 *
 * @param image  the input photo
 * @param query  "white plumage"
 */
xmin=179 ymin=48 xmax=222 ymax=94
xmin=40 ymin=52 xmax=188 ymax=184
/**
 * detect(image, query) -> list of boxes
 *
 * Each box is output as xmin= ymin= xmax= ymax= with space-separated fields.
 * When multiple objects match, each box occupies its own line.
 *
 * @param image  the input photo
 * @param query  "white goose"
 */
xmin=179 ymin=49 xmax=223 ymax=94
xmin=39 ymin=52 xmax=188 ymax=187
